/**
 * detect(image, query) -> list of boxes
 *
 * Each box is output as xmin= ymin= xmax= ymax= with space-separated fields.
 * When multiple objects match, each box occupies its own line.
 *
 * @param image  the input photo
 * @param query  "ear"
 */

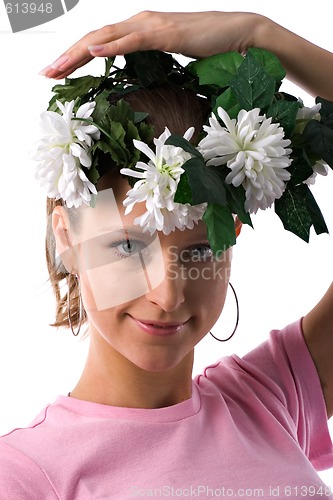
xmin=235 ymin=216 xmax=242 ymax=238
xmin=52 ymin=206 xmax=78 ymax=274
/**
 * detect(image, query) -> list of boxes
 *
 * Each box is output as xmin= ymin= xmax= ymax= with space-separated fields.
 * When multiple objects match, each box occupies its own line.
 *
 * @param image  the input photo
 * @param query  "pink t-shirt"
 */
xmin=1 ymin=319 xmax=332 ymax=499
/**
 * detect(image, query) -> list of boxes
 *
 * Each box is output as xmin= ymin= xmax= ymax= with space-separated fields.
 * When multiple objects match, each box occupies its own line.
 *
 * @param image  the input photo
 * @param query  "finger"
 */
xmin=39 ymin=50 xmax=92 ymax=76
xmin=39 ymin=22 xmax=140 ymax=77
xmin=41 ymin=28 xmax=166 ymax=79
xmin=40 ymin=53 xmax=95 ymax=79
xmin=88 ymin=29 xmax=175 ymax=58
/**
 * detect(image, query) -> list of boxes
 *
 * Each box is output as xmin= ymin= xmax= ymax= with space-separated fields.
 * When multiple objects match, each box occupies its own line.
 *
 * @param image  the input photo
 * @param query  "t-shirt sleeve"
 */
xmin=204 ymin=319 xmax=333 ymax=471
xmin=244 ymin=319 xmax=333 ymax=470
xmin=0 ymin=441 xmax=59 ymax=499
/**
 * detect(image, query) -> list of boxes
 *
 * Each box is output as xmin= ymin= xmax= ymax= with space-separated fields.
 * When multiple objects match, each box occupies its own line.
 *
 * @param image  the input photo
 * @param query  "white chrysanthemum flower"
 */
xmin=120 ymin=127 xmax=207 ymax=234
xmin=304 ymin=159 xmax=329 ymax=185
xmin=295 ymin=101 xmax=322 ymax=134
xmin=296 ymin=101 xmax=321 ymax=121
xmin=199 ymin=107 xmax=292 ymax=213
xmin=295 ymin=101 xmax=328 ymax=184
xmin=34 ymin=100 xmax=100 ymax=208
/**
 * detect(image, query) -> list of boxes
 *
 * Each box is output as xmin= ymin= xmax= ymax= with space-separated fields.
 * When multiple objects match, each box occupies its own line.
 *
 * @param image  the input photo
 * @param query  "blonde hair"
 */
xmin=45 ymin=85 xmax=209 ymax=329
xmin=46 ymin=198 xmax=87 ymax=330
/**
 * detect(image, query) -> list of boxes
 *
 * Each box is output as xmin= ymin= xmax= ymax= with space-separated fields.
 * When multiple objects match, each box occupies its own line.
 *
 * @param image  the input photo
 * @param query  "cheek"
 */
xmin=186 ymin=250 xmax=231 ymax=291
xmin=76 ymin=241 xmax=165 ymax=312
xmin=78 ymin=271 xmax=122 ymax=338
xmin=75 ymin=226 xmax=169 ymax=312
xmin=184 ymin=257 xmax=231 ymax=318
xmin=78 ymin=269 xmax=99 ymax=315
xmin=198 ymin=267 xmax=229 ymax=310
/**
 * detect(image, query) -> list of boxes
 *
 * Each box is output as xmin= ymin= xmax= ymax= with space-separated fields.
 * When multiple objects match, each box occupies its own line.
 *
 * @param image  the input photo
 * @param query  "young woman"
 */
xmin=0 ymin=11 xmax=332 ymax=499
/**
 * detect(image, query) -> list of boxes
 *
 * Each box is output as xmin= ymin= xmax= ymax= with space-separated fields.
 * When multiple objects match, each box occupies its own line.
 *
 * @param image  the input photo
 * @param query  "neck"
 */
xmin=70 ymin=333 xmax=194 ymax=409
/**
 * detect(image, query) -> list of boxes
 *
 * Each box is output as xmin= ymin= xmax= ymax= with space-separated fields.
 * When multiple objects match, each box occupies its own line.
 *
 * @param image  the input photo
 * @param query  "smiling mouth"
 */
xmin=131 ymin=318 xmax=187 ymax=337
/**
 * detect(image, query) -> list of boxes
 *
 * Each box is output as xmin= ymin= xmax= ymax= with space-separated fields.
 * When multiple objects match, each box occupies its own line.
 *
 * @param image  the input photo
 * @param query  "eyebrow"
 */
xmin=184 ymin=230 xmax=208 ymax=242
xmin=99 ymin=226 xmax=207 ymax=243
xmin=99 ymin=226 xmax=158 ymax=240
xmin=100 ymin=225 xmax=143 ymax=233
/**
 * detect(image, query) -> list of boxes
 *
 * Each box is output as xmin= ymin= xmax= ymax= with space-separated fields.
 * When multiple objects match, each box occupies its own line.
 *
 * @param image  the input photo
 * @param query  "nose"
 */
xmin=145 ymin=258 xmax=186 ymax=312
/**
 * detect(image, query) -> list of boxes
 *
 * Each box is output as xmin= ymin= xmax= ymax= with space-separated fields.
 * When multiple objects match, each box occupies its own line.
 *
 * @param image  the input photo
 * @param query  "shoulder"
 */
xmin=196 ymin=320 xmax=305 ymax=396
xmin=0 ymin=402 xmax=69 ymax=499
xmin=0 ymin=440 xmax=59 ymax=498
xmin=194 ymin=319 xmax=322 ymax=424
xmin=194 ymin=319 xmax=333 ymax=470
xmin=196 ymin=319 xmax=315 ymax=394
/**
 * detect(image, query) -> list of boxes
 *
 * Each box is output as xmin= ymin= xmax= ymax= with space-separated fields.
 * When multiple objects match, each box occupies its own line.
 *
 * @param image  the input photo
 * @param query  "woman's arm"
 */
xmin=302 ymin=283 xmax=333 ymax=419
xmin=40 ymin=10 xmax=333 ymax=100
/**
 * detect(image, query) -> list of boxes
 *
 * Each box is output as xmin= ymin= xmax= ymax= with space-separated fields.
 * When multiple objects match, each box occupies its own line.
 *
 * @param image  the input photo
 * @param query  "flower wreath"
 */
xmin=34 ymin=49 xmax=332 ymax=253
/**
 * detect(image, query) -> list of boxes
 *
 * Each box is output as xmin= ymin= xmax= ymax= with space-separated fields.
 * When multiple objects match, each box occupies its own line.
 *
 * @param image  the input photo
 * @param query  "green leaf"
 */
xmin=229 ymin=51 xmax=276 ymax=110
xmin=124 ymin=50 xmax=174 ymax=87
xmin=247 ymin=47 xmax=286 ymax=82
xmin=214 ymin=88 xmax=241 ymax=119
xmin=104 ymin=57 xmax=115 ymax=78
xmin=107 ymin=83 xmax=143 ymax=96
xmin=303 ymin=120 xmax=333 ymax=168
xmin=165 ymin=134 xmax=203 ymax=159
xmin=266 ymin=100 xmax=300 ymax=136
xmin=108 ymin=99 xmax=135 ymax=126
xmin=92 ymin=90 xmax=111 ymax=123
xmin=275 ymin=185 xmax=313 ymax=242
xmin=224 ymin=184 xmax=253 ymax=227
xmin=287 ymin=150 xmax=314 ymax=187
xmin=124 ymin=120 xmax=140 ymax=144
xmin=124 ymin=121 xmax=141 ymax=167
xmin=276 ymin=182 xmax=329 ymax=239
xmin=85 ymin=164 xmax=100 ymax=185
xmin=90 ymin=151 xmax=119 ymax=185
xmin=92 ymin=120 xmax=128 ymax=165
xmin=304 ymin=187 xmax=329 ymax=235
xmin=138 ymin=121 xmax=155 ymax=145
xmin=182 ymin=157 xmax=226 ymax=205
xmin=174 ymin=173 xmax=193 ymax=204
xmin=48 ymin=76 xmax=103 ymax=110
xmin=109 ymin=121 xmax=127 ymax=147
xmin=92 ymin=139 xmax=121 ymax=162
xmin=188 ymin=51 xmax=244 ymax=87
xmin=216 ymin=168 xmax=253 ymax=226
xmin=203 ymin=204 xmax=236 ymax=254
xmin=134 ymin=111 xmax=149 ymax=123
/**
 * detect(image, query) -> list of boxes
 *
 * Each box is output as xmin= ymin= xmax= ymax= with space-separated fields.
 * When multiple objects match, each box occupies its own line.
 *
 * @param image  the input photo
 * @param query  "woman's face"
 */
xmin=65 ymin=174 xmax=232 ymax=373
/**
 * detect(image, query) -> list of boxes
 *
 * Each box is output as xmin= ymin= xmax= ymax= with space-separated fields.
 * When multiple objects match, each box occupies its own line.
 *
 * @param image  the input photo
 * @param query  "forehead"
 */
xmin=75 ymin=175 xmax=208 ymax=245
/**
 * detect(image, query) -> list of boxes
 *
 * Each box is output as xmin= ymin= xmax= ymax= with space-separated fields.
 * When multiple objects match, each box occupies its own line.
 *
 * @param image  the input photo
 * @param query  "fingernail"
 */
xmin=50 ymin=54 xmax=70 ymax=70
xmin=39 ymin=65 xmax=52 ymax=76
xmin=88 ymin=45 xmax=104 ymax=53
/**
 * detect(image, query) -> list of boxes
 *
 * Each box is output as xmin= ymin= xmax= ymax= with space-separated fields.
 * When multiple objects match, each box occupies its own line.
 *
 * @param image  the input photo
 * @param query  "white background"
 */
xmin=0 ymin=0 xmax=332 ymax=488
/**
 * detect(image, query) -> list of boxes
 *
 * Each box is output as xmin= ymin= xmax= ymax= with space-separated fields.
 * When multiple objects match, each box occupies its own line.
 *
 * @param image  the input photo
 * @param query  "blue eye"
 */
xmin=192 ymin=244 xmax=213 ymax=260
xmin=182 ymin=243 xmax=213 ymax=262
xmin=111 ymin=239 xmax=147 ymax=259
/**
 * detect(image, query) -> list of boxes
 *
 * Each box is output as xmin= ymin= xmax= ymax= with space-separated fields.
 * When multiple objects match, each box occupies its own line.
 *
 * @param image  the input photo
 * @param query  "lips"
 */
xmin=131 ymin=317 xmax=187 ymax=337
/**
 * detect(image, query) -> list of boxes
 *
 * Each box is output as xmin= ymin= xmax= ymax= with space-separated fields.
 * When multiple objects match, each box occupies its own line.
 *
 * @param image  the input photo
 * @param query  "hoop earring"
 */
xmin=67 ymin=273 xmax=83 ymax=337
xmin=209 ymin=282 xmax=239 ymax=342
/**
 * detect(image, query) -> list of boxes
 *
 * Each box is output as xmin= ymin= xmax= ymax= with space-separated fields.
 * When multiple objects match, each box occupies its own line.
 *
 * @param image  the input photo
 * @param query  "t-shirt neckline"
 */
xmin=54 ymin=381 xmax=201 ymax=423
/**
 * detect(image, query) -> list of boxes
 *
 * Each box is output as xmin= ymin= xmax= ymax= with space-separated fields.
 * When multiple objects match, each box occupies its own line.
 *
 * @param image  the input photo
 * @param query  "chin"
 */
xmin=128 ymin=350 xmax=190 ymax=374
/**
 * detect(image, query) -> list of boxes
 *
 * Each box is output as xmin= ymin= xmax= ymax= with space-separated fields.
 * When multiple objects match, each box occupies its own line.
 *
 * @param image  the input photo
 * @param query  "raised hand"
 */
xmin=40 ymin=9 xmax=333 ymax=100
xmin=40 ymin=11 xmax=261 ymax=79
